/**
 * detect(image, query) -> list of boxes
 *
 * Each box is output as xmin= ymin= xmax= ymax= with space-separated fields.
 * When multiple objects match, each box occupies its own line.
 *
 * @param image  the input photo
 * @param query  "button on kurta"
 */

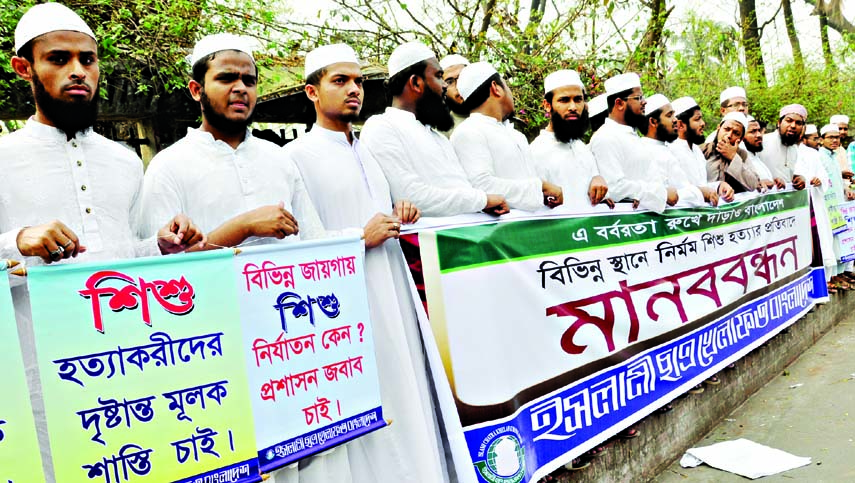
xmin=85 ymin=208 xmax=92 ymax=214
xmin=81 ymin=185 xmax=87 ymax=191
xmin=77 ymin=160 xmax=83 ymax=166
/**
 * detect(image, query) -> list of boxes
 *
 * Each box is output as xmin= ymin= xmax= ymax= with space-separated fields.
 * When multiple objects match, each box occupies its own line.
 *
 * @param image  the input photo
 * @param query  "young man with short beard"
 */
xmin=281 ymin=44 xmax=448 ymax=483
xmin=439 ymin=53 xmax=470 ymax=134
xmin=361 ymin=42 xmax=508 ymax=217
xmin=803 ymin=124 xmax=821 ymax=150
xmin=6 ymin=5 xmax=204 ymax=480
xmin=529 ymin=70 xmax=611 ymax=211
xmin=590 ymin=73 xmax=676 ymax=213
xmin=742 ymin=117 xmax=782 ymax=191
xmin=640 ymin=94 xmax=727 ymax=206
xmin=702 ymin=112 xmax=761 ymax=193
xmin=669 ymin=96 xmax=729 ymax=192
xmin=140 ymin=34 xmax=327 ymax=247
xmin=450 ymin=62 xmax=563 ymax=211
xmin=757 ymin=105 xmax=808 ymax=190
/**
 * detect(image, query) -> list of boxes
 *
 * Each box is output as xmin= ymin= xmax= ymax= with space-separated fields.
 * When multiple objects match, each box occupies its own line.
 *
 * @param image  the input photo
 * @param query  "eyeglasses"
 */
xmin=623 ymin=94 xmax=645 ymax=102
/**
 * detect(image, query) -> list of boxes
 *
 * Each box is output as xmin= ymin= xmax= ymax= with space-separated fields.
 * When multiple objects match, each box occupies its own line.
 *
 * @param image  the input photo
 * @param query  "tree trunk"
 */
xmin=523 ymin=0 xmax=547 ymax=54
xmin=804 ymin=0 xmax=855 ymax=35
xmin=781 ymin=0 xmax=803 ymax=71
xmin=625 ymin=0 xmax=673 ymax=81
xmin=738 ymin=0 xmax=768 ymax=87
xmin=819 ymin=10 xmax=836 ymax=70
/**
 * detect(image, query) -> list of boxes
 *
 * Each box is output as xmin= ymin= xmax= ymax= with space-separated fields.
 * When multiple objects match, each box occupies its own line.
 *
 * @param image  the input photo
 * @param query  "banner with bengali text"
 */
xmin=29 ymin=250 xmax=261 ymax=483
xmin=405 ymin=190 xmax=826 ymax=483
xmin=235 ymin=238 xmax=385 ymax=472
xmin=0 ymin=270 xmax=46 ymax=483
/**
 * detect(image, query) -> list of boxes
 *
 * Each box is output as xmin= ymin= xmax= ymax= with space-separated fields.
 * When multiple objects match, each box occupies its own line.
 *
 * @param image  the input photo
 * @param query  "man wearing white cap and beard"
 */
xmin=282 ymin=43 xmax=448 ymax=483
xmin=7 ymin=4 xmax=205 ymax=480
xmin=141 ymin=34 xmax=332 ymax=251
xmin=450 ymin=62 xmax=563 ymax=211
xmin=757 ymin=105 xmax=808 ymax=190
xmin=803 ymin=124 xmax=821 ymax=150
xmin=361 ymin=42 xmax=509 ymax=217
xmin=439 ymin=53 xmax=470 ymax=132
xmin=829 ymin=115 xmax=852 ymax=179
xmin=742 ymin=116 xmax=782 ymax=191
xmin=702 ymin=112 xmax=761 ymax=193
xmin=641 ymin=94 xmax=730 ymax=206
xmin=529 ymin=69 xmax=612 ymax=211
xmin=590 ymin=72 xmax=677 ymax=213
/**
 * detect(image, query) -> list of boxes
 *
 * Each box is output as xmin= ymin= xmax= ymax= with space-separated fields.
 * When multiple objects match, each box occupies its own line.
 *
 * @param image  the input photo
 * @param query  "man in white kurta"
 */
xmin=742 ymin=116 xmax=779 ymax=191
xmin=590 ymin=73 xmax=675 ymax=212
xmin=830 ymin=115 xmax=852 ymax=179
xmin=669 ymin=96 xmax=733 ymax=201
xmin=360 ymin=42 xmax=509 ymax=217
xmin=757 ymin=104 xmax=808 ymax=190
xmin=530 ymin=70 xmax=609 ymax=211
xmin=705 ymin=86 xmax=750 ymax=145
xmin=450 ymin=62 xmax=562 ymax=211
xmin=282 ymin=43 xmax=448 ymax=483
xmin=141 ymin=35 xmax=328 ymax=247
xmin=6 ymin=5 xmax=203 ymax=481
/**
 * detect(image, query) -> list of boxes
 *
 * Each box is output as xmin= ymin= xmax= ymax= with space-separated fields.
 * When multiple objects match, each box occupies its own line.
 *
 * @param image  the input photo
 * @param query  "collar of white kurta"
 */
xmin=603 ymin=117 xmax=637 ymax=135
xmin=641 ymin=136 xmax=667 ymax=147
xmin=185 ymin=127 xmax=254 ymax=152
xmin=384 ymin=106 xmax=440 ymax=132
xmin=308 ymin=124 xmax=355 ymax=147
xmin=25 ymin=117 xmax=92 ymax=144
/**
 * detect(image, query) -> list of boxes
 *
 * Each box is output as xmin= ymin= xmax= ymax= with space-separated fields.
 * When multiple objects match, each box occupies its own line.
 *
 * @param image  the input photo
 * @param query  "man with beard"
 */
xmin=280 ymin=43 xmax=448 ymax=483
xmin=587 ymin=93 xmax=608 ymax=134
xmin=141 ymin=34 xmax=328 ymax=248
xmin=590 ymin=72 xmax=676 ymax=213
xmin=803 ymin=124 xmax=821 ymax=150
xmin=757 ymin=105 xmax=808 ymax=190
xmin=641 ymin=94 xmax=720 ymax=206
xmin=439 ymin=54 xmax=470 ymax=134
xmin=450 ymin=62 xmax=563 ymax=211
xmin=669 ymin=97 xmax=734 ymax=197
xmin=361 ymin=42 xmax=509 ymax=216
xmin=6 ymin=5 xmax=204 ymax=480
xmin=702 ymin=112 xmax=761 ymax=193
xmin=829 ymin=115 xmax=852 ymax=179
xmin=743 ymin=117 xmax=782 ymax=191
xmin=529 ymin=69 xmax=611 ymax=211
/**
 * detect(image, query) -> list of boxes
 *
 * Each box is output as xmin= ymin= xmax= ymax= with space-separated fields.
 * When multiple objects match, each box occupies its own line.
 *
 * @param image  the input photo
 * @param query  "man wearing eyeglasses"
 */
xmin=590 ymin=72 xmax=676 ymax=213
xmin=705 ymin=86 xmax=749 ymax=148
xmin=439 ymin=54 xmax=470 ymax=135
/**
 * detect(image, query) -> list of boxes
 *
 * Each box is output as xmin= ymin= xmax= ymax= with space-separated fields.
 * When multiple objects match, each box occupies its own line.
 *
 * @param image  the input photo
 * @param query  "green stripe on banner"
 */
xmin=437 ymin=190 xmax=808 ymax=273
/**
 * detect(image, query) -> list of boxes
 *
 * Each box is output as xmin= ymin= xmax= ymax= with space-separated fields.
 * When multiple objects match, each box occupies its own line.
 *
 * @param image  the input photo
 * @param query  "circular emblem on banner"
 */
xmin=474 ymin=427 xmax=526 ymax=483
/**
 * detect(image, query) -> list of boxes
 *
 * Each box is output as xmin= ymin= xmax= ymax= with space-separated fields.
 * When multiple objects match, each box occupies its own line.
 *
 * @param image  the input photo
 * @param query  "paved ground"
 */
xmin=655 ymin=317 xmax=855 ymax=483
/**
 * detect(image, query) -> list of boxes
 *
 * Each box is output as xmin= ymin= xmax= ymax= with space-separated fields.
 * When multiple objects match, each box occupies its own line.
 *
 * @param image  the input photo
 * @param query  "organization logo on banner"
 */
xmin=474 ymin=426 xmax=526 ymax=483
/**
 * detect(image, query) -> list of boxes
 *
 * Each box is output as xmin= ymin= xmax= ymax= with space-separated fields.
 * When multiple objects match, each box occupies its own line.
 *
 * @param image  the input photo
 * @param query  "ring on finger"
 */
xmin=49 ymin=247 xmax=64 ymax=261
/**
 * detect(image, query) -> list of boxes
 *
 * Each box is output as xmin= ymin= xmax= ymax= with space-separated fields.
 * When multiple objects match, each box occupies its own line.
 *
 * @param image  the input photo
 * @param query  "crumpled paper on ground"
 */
xmin=680 ymin=438 xmax=811 ymax=479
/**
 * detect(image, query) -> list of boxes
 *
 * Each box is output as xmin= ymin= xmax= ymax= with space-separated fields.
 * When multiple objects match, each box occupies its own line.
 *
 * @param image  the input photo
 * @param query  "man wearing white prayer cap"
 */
xmin=439 ymin=53 xmax=471 ymax=125
xmin=588 ymin=93 xmax=608 ymax=133
xmin=361 ymin=42 xmax=509 ymax=216
xmin=449 ymin=62 xmax=563 ymax=211
xmin=702 ymin=112 xmax=762 ymax=193
xmin=590 ymin=72 xmax=676 ymax=213
xmin=816 ymin=123 xmax=855 ymax=286
xmin=141 ymin=33 xmax=333 ymax=256
xmin=742 ymin=115 xmax=781 ymax=191
xmin=283 ymin=42 xmax=450 ymax=483
xmin=803 ymin=124 xmax=820 ymax=150
xmin=530 ymin=69 xmax=612 ymax=211
xmin=640 ymin=94 xmax=728 ymax=206
xmin=704 ymin=86 xmax=750 ymax=145
xmin=7 ymin=4 xmax=204 ymax=481
xmin=757 ymin=104 xmax=808 ymax=190
xmin=829 ymin=115 xmax=852 ymax=176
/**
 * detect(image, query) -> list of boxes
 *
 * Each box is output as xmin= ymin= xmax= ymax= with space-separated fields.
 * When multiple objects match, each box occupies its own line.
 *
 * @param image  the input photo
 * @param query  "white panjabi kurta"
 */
xmin=529 ymin=129 xmax=601 ymax=211
xmin=283 ymin=125 xmax=448 ymax=483
xmin=746 ymin=150 xmax=774 ymax=181
xmin=360 ymin=107 xmax=487 ymax=217
xmin=590 ymin=118 xmax=668 ymax=213
xmin=0 ymin=119 xmax=161 ymax=482
xmin=758 ymin=131 xmax=800 ymax=181
xmin=140 ymin=128 xmax=326 ymax=242
xmin=639 ymin=137 xmax=705 ymax=207
xmin=450 ymin=113 xmax=542 ymax=211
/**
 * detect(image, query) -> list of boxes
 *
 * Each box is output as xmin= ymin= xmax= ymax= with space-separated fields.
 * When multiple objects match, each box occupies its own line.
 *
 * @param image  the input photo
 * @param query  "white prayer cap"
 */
xmin=830 ymin=115 xmax=850 ymax=125
xmin=457 ymin=61 xmax=497 ymax=101
xmin=644 ymin=94 xmax=670 ymax=116
xmin=588 ymin=94 xmax=607 ymax=117
xmin=604 ymin=72 xmax=641 ymax=96
xmin=719 ymin=86 xmax=747 ymax=104
xmin=439 ymin=54 xmax=469 ymax=71
xmin=805 ymin=124 xmax=817 ymax=135
xmin=15 ymin=3 xmax=96 ymax=55
xmin=544 ymin=69 xmax=584 ymax=95
xmin=388 ymin=41 xmax=435 ymax=78
xmin=721 ymin=111 xmax=749 ymax=131
xmin=671 ymin=96 xmax=699 ymax=117
xmin=305 ymin=44 xmax=359 ymax=78
xmin=821 ymin=124 xmax=840 ymax=136
xmin=188 ymin=33 xmax=254 ymax=67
